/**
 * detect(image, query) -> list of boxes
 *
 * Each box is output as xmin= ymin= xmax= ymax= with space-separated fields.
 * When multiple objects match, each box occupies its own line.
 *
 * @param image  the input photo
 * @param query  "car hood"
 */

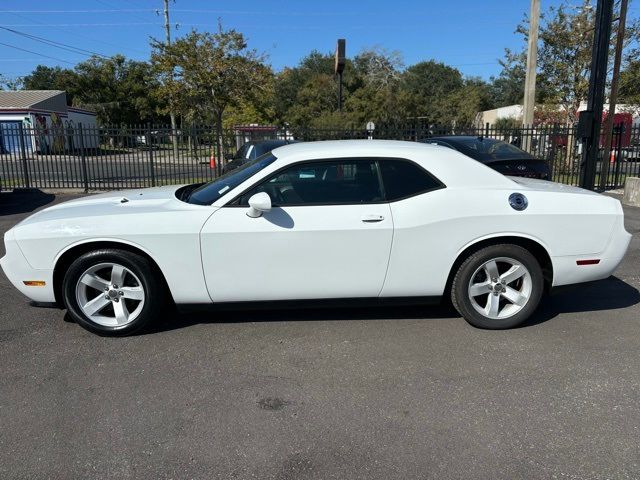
xmin=16 ymin=184 xmax=193 ymax=226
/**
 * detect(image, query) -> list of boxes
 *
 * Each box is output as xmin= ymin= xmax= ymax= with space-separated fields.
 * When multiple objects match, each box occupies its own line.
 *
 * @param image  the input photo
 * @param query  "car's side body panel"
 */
xmin=381 ymin=185 xmax=623 ymax=296
xmin=200 ymin=203 xmax=393 ymax=302
xmin=8 ymin=186 xmax=216 ymax=304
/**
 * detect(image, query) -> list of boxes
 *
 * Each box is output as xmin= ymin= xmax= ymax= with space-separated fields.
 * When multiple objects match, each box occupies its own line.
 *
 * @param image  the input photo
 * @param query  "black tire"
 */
xmin=62 ymin=249 xmax=166 ymax=336
xmin=451 ymin=244 xmax=544 ymax=329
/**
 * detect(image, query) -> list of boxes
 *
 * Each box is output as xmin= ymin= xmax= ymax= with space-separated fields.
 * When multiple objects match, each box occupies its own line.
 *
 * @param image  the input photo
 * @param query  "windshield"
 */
xmin=449 ymin=138 xmax=531 ymax=161
xmin=187 ymin=153 xmax=277 ymax=205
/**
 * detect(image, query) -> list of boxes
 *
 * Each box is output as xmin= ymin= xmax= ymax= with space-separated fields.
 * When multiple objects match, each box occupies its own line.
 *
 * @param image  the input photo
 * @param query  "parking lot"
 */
xmin=1 ymin=190 xmax=639 ymax=479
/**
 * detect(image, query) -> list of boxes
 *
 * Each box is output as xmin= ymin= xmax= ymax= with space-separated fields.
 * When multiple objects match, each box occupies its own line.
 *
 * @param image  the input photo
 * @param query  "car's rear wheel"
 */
xmin=62 ymin=249 xmax=165 ymax=336
xmin=451 ymin=244 xmax=544 ymax=329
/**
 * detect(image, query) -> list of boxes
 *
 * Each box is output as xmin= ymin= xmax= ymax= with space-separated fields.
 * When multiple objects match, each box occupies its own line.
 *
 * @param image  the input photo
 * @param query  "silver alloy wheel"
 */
xmin=467 ymin=257 xmax=532 ymax=320
xmin=75 ymin=262 xmax=145 ymax=327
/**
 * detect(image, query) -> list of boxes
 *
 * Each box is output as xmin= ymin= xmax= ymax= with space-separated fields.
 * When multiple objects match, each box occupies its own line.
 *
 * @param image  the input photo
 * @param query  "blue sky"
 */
xmin=1 ymin=0 xmax=637 ymax=81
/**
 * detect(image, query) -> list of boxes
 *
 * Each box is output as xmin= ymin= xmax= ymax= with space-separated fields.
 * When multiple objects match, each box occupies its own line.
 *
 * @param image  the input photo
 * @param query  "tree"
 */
xmin=22 ymin=66 xmax=77 ymax=102
xmin=150 ymin=24 xmax=272 ymax=165
xmin=21 ymin=59 xmax=163 ymax=124
xmin=494 ymin=0 xmax=640 ymax=124
xmin=0 ymin=74 xmax=23 ymax=90
xmin=619 ymin=59 xmax=640 ymax=105
xmin=490 ymin=49 xmax=526 ymax=107
xmin=400 ymin=60 xmax=464 ymax=121
xmin=353 ymin=46 xmax=403 ymax=91
xmin=535 ymin=1 xmax=594 ymax=123
xmin=273 ymin=51 xmax=350 ymax=125
xmin=286 ymin=74 xmax=342 ymax=128
xmin=73 ymin=55 xmax=163 ymax=124
xmin=434 ymin=78 xmax=494 ymax=127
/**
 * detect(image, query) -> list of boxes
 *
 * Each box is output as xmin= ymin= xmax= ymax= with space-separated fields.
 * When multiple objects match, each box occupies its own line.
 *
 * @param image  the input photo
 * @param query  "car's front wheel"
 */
xmin=62 ymin=249 xmax=165 ymax=336
xmin=451 ymin=244 xmax=544 ymax=329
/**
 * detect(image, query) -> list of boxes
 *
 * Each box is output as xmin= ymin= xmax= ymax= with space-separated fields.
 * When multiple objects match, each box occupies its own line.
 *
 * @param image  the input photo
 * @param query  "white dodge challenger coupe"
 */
xmin=1 ymin=140 xmax=632 ymax=336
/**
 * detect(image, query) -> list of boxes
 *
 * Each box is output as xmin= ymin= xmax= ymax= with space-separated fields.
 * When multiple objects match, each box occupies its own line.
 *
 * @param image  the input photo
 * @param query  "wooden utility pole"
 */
xmin=598 ymin=0 xmax=628 ymax=191
xmin=164 ymin=0 xmax=179 ymax=158
xmin=522 ymin=0 xmax=540 ymax=152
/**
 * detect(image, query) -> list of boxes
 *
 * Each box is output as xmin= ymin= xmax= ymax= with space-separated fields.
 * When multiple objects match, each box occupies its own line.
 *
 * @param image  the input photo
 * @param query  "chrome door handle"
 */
xmin=361 ymin=215 xmax=384 ymax=223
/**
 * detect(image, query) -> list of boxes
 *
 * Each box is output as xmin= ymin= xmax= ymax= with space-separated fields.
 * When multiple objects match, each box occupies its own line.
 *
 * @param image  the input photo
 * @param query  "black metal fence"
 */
xmin=1 ymin=122 xmax=638 ymax=191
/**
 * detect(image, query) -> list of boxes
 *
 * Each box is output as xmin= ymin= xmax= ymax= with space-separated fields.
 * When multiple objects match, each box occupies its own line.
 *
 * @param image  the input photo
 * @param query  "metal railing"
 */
xmin=1 ymin=122 xmax=638 ymax=191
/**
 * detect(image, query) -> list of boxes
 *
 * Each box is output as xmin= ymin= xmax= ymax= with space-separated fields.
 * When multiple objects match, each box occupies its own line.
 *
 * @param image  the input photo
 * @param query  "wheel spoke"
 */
xmin=483 ymin=260 xmax=499 ymax=281
xmin=501 ymin=286 xmax=528 ymax=306
xmin=110 ymin=264 xmax=126 ymax=286
xmin=120 ymin=286 xmax=143 ymax=301
xmin=469 ymin=281 xmax=491 ymax=296
xmin=83 ymin=294 xmax=110 ymax=317
xmin=80 ymin=273 xmax=109 ymax=291
xmin=113 ymin=300 xmax=130 ymax=325
xmin=500 ymin=264 xmax=526 ymax=285
xmin=484 ymin=293 xmax=500 ymax=317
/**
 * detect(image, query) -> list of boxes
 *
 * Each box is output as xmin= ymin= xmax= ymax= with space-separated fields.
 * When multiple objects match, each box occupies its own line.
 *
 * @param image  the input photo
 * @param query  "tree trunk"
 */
xmin=170 ymin=112 xmax=179 ymax=160
xmin=215 ymin=109 xmax=224 ymax=177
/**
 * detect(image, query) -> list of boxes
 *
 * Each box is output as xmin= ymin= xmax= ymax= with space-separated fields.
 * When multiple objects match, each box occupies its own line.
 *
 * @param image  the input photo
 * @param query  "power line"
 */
xmin=0 ymin=58 xmax=57 ymax=61
xmin=0 ymin=22 xmax=163 ymax=27
xmin=94 ymin=0 xmax=152 ymax=24
xmin=0 ymin=21 xmax=516 ymax=30
xmin=0 ymin=41 xmax=75 ymax=64
xmin=0 ymin=9 xmax=154 ymax=13
xmin=0 ymin=8 xmax=517 ymax=17
xmin=4 ymin=11 xmax=150 ymax=56
xmin=0 ymin=26 xmax=110 ymax=58
xmin=448 ymin=62 xmax=500 ymax=66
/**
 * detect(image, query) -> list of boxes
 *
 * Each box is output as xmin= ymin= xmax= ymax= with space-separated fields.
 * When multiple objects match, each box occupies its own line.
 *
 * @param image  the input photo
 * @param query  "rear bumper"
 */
xmin=1 ymin=229 xmax=56 ymax=303
xmin=551 ymin=216 xmax=632 ymax=287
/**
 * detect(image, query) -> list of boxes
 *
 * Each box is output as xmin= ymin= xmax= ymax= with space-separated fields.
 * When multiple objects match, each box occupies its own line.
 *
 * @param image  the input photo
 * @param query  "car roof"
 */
xmin=270 ymin=140 xmax=515 ymax=189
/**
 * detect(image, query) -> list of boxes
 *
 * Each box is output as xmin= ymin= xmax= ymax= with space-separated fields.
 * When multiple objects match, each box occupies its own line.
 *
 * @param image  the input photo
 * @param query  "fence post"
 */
xmin=77 ymin=123 xmax=89 ymax=192
xmin=485 ymin=122 xmax=490 ymax=138
xmin=147 ymin=124 xmax=156 ymax=187
xmin=549 ymin=123 xmax=559 ymax=180
xmin=17 ymin=122 xmax=30 ymax=188
xmin=613 ymin=122 xmax=623 ymax=188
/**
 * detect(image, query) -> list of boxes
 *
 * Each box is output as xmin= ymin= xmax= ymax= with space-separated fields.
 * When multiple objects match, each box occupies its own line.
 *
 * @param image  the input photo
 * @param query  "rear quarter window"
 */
xmin=379 ymin=159 xmax=444 ymax=201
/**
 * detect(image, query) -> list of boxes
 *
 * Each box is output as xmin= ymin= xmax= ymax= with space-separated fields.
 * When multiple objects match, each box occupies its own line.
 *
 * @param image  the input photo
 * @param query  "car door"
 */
xmin=200 ymin=158 xmax=393 ymax=302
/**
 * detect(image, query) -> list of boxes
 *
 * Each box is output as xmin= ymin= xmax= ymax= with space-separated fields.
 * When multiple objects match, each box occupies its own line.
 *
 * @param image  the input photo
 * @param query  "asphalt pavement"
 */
xmin=1 ymin=189 xmax=639 ymax=480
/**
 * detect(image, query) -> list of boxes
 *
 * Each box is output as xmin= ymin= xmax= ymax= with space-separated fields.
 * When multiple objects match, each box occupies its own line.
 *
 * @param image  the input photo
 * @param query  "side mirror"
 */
xmin=246 ymin=192 xmax=272 ymax=218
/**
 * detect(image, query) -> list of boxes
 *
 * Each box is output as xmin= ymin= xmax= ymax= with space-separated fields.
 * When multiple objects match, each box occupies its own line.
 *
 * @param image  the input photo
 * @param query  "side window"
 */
xmin=379 ymin=159 xmax=444 ymax=201
xmin=238 ymin=159 xmax=384 ymax=206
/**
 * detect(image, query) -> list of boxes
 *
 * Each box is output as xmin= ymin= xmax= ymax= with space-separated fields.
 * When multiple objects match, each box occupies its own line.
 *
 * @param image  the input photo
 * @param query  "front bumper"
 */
xmin=1 ymin=228 xmax=56 ymax=303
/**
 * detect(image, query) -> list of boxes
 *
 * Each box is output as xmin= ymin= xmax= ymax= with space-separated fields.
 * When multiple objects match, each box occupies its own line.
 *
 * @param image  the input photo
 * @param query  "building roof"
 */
xmin=0 ymin=90 xmax=67 ymax=111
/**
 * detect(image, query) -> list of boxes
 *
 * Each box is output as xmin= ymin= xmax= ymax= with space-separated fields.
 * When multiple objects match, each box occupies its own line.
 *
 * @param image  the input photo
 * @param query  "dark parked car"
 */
xmin=421 ymin=136 xmax=551 ymax=180
xmin=223 ymin=139 xmax=297 ymax=174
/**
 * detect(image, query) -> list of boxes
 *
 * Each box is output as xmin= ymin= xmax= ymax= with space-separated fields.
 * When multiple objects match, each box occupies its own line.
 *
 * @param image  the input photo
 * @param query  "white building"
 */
xmin=475 ymin=103 xmax=640 ymax=127
xmin=0 ymin=90 xmax=98 ymax=153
